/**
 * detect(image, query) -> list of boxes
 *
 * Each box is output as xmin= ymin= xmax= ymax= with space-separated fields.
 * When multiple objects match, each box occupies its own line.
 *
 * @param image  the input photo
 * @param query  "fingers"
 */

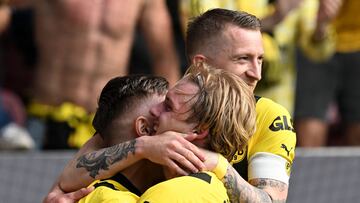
xmin=170 ymin=149 xmax=203 ymax=173
xmin=66 ymin=186 xmax=94 ymax=200
xmin=184 ymin=133 xmax=197 ymax=141
xmin=166 ymin=160 xmax=189 ymax=176
xmin=183 ymin=134 xmax=206 ymax=162
xmin=146 ymin=131 xmax=206 ymax=173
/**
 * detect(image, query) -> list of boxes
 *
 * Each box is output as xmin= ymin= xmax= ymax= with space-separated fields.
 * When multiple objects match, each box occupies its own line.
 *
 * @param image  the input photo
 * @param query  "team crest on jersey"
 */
xmin=285 ymin=161 xmax=292 ymax=176
xmin=231 ymin=148 xmax=247 ymax=164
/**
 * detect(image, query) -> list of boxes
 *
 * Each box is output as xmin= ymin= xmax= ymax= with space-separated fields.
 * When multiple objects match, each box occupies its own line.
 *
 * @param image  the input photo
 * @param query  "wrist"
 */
xmin=312 ymin=23 xmax=328 ymax=43
xmin=134 ymin=136 xmax=148 ymax=160
xmin=212 ymin=154 xmax=229 ymax=180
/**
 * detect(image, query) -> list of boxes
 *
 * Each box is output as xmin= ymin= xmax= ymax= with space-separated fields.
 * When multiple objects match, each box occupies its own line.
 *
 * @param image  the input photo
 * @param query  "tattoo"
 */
xmin=222 ymin=165 xmax=273 ymax=203
xmin=223 ymin=166 xmax=242 ymax=202
xmin=76 ymin=140 xmax=136 ymax=178
xmin=249 ymin=179 xmax=287 ymax=203
xmin=251 ymin=179 xmax=287 ymax=192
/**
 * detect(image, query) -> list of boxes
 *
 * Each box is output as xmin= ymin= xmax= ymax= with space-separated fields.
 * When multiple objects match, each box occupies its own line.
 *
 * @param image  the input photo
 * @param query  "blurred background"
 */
xmin=0 ymin=0 xmax=359 ymax=202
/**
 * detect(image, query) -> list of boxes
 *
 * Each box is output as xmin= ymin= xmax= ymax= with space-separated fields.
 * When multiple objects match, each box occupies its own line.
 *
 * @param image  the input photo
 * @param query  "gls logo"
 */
xmin=269 ymin=115 xmax=295 ymax=132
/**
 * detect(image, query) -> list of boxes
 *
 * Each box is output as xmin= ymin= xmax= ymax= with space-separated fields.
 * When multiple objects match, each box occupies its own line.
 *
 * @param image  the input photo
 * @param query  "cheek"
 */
xmin=157 ymin=113 xmax=172 ymax=133
xmin=220 ymin=62 xmax=245 ymax=76
xmin=158 ymin=114 xmax=190 ymax=133
xmin=232 ymin=64 xmax=248 ymax=76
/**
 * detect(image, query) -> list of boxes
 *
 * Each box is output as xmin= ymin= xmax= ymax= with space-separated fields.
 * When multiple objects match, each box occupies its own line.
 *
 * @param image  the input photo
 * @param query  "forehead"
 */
xmin=167 ymin=78 xmax=199 ymax=110
xmin=220 ymin=26 xmax=264 ymax=54
xmin=138 ymin=93 xmax=165 ymax=113
xmin=173 ymin=78 xmax=199 ymax=94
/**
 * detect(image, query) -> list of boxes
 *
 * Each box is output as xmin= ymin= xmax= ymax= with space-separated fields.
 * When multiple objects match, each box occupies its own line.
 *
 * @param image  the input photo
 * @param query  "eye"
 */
xmin=258 ymin=56 xmax=264 ymax=63
xmin=237 ymin=56 xmax=248 ymax=61
xmin=164 ymin=103 xmax=172 ymax=112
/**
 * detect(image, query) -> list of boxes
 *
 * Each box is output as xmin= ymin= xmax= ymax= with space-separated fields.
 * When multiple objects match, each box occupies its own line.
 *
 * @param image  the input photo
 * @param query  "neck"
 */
xmin=105 ymin=124 xmax=134 ymax=147
xmin=121 ymin=160 xmax=165 ymax=193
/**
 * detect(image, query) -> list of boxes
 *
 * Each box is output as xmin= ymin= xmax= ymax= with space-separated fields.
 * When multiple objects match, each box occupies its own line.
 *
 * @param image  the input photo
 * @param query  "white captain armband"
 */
xmin=248 ymin=152 xmax=290 ymax=185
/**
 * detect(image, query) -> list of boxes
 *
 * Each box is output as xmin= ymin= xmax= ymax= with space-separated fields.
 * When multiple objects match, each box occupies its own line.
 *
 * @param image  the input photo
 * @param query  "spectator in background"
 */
xmin=0 ymin=0 xmax=34 ymax=150
xmin=0 ymin=0 xmax=9 ymax=33
xmin=295 ymin=0 xmax=360 ymax=146
xmin=0 ymin=89 xmax=34 ymax=150
xmin=11 ymin=0 xmax=181 ymax=149
xmin=0 ymin=1 xmax=7 ymax=86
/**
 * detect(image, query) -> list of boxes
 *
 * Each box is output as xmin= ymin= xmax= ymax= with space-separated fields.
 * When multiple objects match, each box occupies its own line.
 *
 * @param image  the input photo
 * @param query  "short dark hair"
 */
xmin=186 ymin=8 xmax=261 ymax=61
xmin=92 ymin=75 xmax=168 ymax=136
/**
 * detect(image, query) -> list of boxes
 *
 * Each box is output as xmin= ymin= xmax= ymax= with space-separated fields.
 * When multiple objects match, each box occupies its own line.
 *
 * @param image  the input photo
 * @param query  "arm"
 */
xmin=139 ymin=0 xmax=181 ymax=87
xmin=297 ymin=0 xmax=342 ymax=62
xmin=59 ymin=132 xmax=206 ymax=192
xmin=261 ymin=0 xmax=303 ymax=33
xmin=220 ymin=98 xmax=295 ymax=202
xmin=201 ymin=150 xmax=287 ymax=203
xmin=0 ymin=1 xmax=10 ymax=33
xmin=312 ymin=0 xmax=343 ymax=42
xmin=223 ymin=165 xmax=287 ymax=203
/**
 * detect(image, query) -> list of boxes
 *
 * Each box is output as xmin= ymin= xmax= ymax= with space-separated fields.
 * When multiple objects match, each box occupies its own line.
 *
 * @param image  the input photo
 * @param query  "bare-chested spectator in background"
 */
xmin=20 ymin=0 xmax=181 ymax=149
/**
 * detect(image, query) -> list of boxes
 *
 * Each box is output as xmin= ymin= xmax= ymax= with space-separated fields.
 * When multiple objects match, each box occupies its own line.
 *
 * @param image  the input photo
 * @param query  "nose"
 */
xmin=246 ymin=62 xmax=262 ymax=81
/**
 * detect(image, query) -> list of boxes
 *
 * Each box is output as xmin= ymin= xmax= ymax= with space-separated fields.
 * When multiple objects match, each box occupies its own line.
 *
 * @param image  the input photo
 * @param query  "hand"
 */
xmin=261 ymin=0 xmax=303 ymax=32
xmin=201 ymin=149 xmax=219 ymax=171
xmin=274 ymin=0 xmax=303 ymax=20
xmin=139 ymin=132 xmax=206 ymax=176
xmin=313 ymin=0 xmax=343 ymax=41
xmin=317 ymin=0 xmax=343 ymax=25
xmin=43 ymin=186 xmax=94 ymax=203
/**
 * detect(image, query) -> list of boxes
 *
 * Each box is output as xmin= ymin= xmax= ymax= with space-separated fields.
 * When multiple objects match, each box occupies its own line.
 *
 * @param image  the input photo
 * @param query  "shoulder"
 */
xmin=249 ymin=96 xmax=296 ymax=162
xmin=139 ymin=172 xmax=229 ymax=202
xmin=256 ymin=96 xmax=291 ymax=116
xmin=255 ymin=96 xmax=294 ymax=132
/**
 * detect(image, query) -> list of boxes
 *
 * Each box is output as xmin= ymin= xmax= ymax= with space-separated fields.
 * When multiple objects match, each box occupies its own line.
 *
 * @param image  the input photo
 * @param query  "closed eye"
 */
xmin=164 ymin=98 xmax=173 ymax=112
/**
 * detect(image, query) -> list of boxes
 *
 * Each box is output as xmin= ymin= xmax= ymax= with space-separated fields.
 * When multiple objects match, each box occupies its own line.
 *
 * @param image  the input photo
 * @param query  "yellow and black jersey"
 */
xmin=78 ymin=173 xmax=141 ymax=203
xmin=231 ymin=96 xmax=296 ymax=184
xmin=138 ymin=172 xmax=229 ymax=203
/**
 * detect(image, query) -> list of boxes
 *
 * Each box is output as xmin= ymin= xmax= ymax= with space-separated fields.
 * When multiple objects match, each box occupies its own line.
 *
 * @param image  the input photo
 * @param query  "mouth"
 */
xmin=245 ymin=81 xmax=257 ymax=91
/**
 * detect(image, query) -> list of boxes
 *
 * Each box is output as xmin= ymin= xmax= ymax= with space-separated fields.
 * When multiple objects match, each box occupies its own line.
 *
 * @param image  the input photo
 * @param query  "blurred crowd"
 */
xmin=0 ymin=0 xmax=359 ymax=150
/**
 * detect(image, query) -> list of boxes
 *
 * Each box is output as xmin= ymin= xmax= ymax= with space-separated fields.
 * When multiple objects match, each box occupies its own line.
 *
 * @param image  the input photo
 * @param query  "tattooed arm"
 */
xmin=223 ymin=165 xmax=288 ymax=203
xmin=59 ymin=137 xmax=141 ymax=192
xmin=58 ymin=132 xmax=205 ymax=192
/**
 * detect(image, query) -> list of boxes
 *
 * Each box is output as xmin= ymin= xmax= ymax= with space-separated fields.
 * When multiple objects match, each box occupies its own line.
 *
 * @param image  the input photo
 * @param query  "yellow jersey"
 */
xmin=231 ymin=96 xmax=296 ymax=184
xmin=138 ymin=172 xmax=229 ymax=203
xmin=78 ymin=173 xmax=141 ymax=203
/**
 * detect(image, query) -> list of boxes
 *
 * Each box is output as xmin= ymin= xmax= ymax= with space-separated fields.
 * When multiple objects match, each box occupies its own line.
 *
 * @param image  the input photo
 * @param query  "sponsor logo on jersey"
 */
xmin=231 ymin=148 xmax=246 ymax=164
xmin=281 ymin=144 xmax=293 ymax=156
xmin=269 ymin=115 xmax=295 ymax=132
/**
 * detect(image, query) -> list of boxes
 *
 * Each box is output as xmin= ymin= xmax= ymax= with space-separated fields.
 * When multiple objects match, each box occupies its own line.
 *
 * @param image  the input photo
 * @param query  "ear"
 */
xmin=190 ymin=129 xmax=210 ymax=149
xmin=135 ymin=116 xmax=151 ymax=137
xmin=193 ymin=129 xmax=209 ymax=140
xmin=192 ymin=54 xmax=207 ymax=64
